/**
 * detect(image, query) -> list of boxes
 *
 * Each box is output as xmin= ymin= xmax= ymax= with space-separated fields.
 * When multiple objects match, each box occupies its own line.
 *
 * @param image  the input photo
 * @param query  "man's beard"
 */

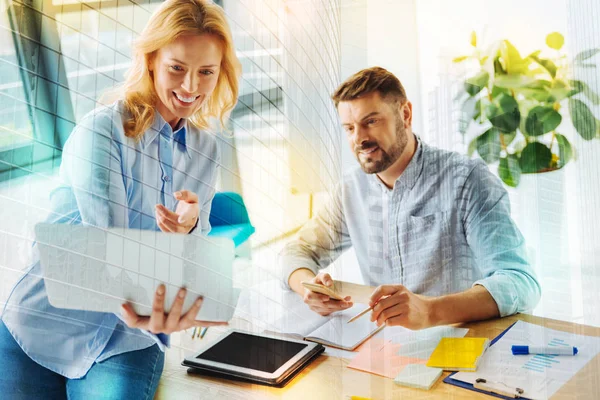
xmin=355 ymin=118 xmax=408 ymax=174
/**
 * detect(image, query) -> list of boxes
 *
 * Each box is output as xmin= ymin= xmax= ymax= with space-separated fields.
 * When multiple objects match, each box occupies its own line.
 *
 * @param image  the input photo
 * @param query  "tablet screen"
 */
xmin=196 ymin=332 xmax=308 ymax=373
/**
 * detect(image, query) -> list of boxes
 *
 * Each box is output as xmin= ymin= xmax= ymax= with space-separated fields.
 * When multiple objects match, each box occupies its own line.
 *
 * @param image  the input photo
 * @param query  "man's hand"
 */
xmin=303 ymin=272 xmax=353 ymax=316
xmin=155 ymin=190 xmax=199 ymax=233
xmin=120 ymin=284 xmax=227 ymax=334
xmin=369 ymin=284 xmax=434 ymax=330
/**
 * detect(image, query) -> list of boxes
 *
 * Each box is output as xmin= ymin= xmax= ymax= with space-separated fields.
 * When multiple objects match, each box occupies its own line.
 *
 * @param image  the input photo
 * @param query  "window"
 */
xmin=0 ymin=0 xmax=160 ymax=182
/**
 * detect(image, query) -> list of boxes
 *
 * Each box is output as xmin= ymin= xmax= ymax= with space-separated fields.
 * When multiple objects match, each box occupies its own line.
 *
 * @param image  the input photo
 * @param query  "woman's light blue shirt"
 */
xmin=1 ymin=101 xmax=220 ymax=378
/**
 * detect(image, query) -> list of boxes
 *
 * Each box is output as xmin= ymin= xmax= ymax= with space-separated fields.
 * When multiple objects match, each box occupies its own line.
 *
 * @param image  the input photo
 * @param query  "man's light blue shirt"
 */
xmin=1 ymin=101 xmax=220 ymax=378
xmin=280 ymin=137 xmax=541 ymax=316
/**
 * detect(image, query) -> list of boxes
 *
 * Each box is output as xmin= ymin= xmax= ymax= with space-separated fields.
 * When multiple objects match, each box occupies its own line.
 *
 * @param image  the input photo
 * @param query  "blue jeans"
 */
xmin=0 ymin=320 xmax=164 ymax=400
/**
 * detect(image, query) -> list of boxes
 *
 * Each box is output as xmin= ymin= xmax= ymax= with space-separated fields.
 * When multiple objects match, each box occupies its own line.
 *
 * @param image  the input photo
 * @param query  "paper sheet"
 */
xmin=347 ymin=325 xmax=469 ymax=378
xmin=304 ymin=305 xmax=382 ymax=349
xmin=234 ymin=279 xmax=325 ymax=336
xmin=235 ymin=282 xmax=381 ymax=350
xmin=348 ymin=337 xmax=427 ymax=378
xmin=452 ymin=320 xmax=600 ymax=400
xmin=394 ymin=363 xmax=443 ymax=390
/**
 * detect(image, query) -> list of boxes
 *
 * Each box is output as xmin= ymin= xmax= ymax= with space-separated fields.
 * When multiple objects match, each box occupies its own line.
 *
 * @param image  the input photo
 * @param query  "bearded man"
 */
xmin=280 ymin=67 xmax=540 ymax=329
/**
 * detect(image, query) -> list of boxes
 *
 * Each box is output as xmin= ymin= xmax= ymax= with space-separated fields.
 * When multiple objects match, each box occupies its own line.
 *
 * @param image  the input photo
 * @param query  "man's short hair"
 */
xmin=331 ymin=67 xmax=407 ymax=108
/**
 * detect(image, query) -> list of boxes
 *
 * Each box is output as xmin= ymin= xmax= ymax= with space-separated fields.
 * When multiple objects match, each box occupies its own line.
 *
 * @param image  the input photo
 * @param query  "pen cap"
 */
xmin=511 ymin=345 xmax=529 ymax=355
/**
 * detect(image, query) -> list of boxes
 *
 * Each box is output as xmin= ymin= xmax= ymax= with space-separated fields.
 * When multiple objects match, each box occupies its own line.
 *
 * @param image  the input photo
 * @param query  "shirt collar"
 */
xmin=143 ymin=112 xmax=190 ymax=158
xmin=369 ymin=134 xmax=425 ymax=192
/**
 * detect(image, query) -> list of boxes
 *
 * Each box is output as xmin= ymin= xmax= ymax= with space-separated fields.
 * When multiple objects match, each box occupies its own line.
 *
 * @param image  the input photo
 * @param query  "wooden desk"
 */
xmin=156 ymin=314 xmax=600 ymax=399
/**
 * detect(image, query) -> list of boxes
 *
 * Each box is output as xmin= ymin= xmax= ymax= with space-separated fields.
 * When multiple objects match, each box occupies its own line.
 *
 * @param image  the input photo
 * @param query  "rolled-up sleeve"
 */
xmin=279 ymin=184 xmax=352 ymax=287
xmin=461 ymin=161 xmax=541 ymax=317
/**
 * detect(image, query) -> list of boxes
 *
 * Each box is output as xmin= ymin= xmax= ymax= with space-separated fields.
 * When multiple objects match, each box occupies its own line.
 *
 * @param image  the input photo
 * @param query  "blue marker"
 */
xmin=512 ymin=345 xmax=578 ymax=356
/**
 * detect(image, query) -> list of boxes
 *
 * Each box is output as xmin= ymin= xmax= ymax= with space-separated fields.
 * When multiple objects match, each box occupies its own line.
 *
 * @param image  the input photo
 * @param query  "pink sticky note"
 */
xmin=348 ymin=337 xmax=426 ymax=379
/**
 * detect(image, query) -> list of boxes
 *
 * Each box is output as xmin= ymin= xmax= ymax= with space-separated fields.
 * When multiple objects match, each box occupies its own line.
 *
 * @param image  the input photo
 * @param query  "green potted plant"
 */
xmin=454 ymin=31 xmax=599 ymax=187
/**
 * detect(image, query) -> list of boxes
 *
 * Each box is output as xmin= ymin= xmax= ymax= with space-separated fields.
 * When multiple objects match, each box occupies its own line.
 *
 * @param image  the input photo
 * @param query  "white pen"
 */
xmin=511 ymin=345 xmax=578 ymax=356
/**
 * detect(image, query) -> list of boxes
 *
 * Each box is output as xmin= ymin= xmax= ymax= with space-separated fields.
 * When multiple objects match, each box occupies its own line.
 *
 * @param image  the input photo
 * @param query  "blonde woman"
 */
xmin=0 ymin=0 xmax=241 ymax=398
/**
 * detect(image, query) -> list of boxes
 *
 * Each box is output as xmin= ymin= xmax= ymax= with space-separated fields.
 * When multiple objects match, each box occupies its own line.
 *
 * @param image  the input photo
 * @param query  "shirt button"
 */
xmin=162 ymin=175 xmax=171 ymax=182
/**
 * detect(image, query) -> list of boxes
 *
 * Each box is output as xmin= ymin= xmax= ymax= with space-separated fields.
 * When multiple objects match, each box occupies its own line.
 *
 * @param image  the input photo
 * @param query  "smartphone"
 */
xmin=301 ymin=281 xmax=346 ymax=301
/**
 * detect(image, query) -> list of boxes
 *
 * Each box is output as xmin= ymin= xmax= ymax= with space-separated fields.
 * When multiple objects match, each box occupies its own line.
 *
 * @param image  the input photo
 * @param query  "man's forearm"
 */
xmin=288 ymin=268 xmax=316 ymax=296
xmin=429 ymin=285 xmax=500 ymax=326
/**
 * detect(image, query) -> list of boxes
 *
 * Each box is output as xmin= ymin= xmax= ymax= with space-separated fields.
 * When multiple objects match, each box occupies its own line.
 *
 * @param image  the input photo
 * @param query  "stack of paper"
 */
xmin=394 ymin=364 xmax=443 ymax=390
xmin=426 ymin=337 xmax=489 ymax=371
xmin=452 ymin=320 xmax=600 ymax=399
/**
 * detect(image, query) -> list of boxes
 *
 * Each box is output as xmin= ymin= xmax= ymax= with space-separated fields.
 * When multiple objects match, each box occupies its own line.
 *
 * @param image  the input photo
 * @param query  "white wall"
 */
xmin=340 ymin=0 xmax=425 ymax=172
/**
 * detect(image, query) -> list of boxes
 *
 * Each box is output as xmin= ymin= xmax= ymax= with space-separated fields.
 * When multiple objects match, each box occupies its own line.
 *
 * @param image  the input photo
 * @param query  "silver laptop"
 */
xmin=35 ymin=223 xmax=239 ymax=322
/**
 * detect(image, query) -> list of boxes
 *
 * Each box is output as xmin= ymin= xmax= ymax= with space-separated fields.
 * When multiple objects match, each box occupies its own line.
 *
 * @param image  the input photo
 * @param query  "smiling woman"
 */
xmin=101 ymin=0 xmax=240 ymax=141
xmin=0 ymin=1 xmax=241 ymax=399
xmin=150 ymin=34 xmax=224 ymax=129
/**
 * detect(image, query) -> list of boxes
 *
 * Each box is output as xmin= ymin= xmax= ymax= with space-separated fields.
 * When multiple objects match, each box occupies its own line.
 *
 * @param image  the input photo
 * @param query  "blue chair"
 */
xmin=208 ymin=192 xmax=255 ymax=257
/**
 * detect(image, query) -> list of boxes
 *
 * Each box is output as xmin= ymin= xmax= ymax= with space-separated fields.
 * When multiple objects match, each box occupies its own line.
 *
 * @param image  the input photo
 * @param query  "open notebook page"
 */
xmin=304 ymin=305 xmax=383 ymax=350
xmin=236 ymin=281 xmax=381 ymax=350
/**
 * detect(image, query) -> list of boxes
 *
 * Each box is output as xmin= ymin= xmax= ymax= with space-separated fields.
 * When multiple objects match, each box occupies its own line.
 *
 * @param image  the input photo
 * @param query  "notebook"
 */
xmin=394 ymin=364 xmax=443 ymax=390
xmin=426 ymin=337 xmax=489 ymax=371
xmin=271 ymin=304 xmax=384 ymax=351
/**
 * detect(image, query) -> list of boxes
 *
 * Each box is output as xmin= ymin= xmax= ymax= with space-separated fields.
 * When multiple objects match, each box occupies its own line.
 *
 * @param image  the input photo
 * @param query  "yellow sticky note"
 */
xmin=426 ymin=337 xmax=489 ymax=371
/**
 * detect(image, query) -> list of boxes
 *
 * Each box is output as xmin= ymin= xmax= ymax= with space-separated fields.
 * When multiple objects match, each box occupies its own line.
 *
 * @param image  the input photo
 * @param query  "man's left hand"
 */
xmin=369 ymin=284 xmax=435 ymax=330
xmin=155 ymin=190 xmax=199 ymax=233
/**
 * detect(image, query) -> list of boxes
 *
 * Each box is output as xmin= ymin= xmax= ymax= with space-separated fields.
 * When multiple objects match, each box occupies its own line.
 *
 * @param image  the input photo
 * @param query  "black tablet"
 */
xmin=182 ymin=330 xmax=324 ymax=386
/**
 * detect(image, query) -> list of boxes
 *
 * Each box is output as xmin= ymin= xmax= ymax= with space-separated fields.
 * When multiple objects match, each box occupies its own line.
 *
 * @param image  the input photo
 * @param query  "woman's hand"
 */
xmin=120 ymin=284 xmax=227 ymax=334
xmin=155 ymin=190 xmax=199 ymax=233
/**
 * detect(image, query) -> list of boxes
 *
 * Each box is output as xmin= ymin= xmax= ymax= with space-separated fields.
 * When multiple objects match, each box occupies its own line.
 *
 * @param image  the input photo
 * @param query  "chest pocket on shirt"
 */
xmin=400 ymin=211 xmax=452 ymax=294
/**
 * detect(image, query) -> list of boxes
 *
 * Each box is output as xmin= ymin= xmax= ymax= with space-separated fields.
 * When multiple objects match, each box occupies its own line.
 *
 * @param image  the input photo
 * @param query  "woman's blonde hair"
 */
xmin=110 ymin=0 xmax=241 ymax=139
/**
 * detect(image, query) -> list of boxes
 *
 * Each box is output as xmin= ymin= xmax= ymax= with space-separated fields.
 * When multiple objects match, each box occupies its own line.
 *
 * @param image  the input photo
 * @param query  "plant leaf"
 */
xmin=470 ymin=31 xmax=477 ymax=47
xmin=491 ymin=86 xmax=509 ymax=98
xmin=476 ymin=128 xmax=502 ymax=163
xmin=494 ymin=57 xmax=506 ymax=74
xmin=453 ymin=55 xmax=469 ymax=63
xmin=571 ymin=80 xmax=600 ymax=105
xmin=529 ymin=54 xmax=557 ymax=78
xmin=467 ymin=137 xmax=478 ymax=157
xmin=486 ymin=94 xmax=521 ymax=132
xmin=464 ymin=71 xmax=489 ymax=96
xmin=494 ymin=74 xmax=536 ymax=89
xmin=569 ymin=98 xmax=598 ymax=140
xmin=568 ymin=80 xmax=585 ymax=97
xmin=459 ymin=96 xmax=478 ymax=134
xmin=519 ymin=142 xmax=553 ymax=173
xmin=574 ymin=48 xmax=600 ymax=62
xmin=524 ymin=106 xmax=562 ymax=136
xmin=525 ymin=80 xmax=552 ymax=89
xmin=500 ymin=40 xmax=529 ymax=74
xmin=555 ymin=133 xmax=573 ymax=168
xmin=547 ymin=80 xmax=571 ymax=102
xmin=546 ymin=32 xmax=564 ymax=50
xmin=517 ymin=88 xmax=552 ymax=102
xmin=498 ymin=155 xmax=521 ymax=187
xmin=502 ymin=131 xmax=517 ymax=146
